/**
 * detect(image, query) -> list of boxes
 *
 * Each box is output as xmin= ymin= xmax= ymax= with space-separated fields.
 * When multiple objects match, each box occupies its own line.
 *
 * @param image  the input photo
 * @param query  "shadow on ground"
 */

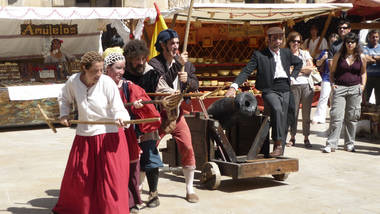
xmin=5 ymin=190 xmax=58 ymax=214
xmin=160 ymin=171 xmax=287 ymax=194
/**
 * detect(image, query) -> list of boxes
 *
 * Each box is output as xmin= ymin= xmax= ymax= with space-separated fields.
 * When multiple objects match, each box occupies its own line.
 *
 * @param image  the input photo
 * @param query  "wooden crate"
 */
xmin=161 ymin=114 xmax=209 ymax=170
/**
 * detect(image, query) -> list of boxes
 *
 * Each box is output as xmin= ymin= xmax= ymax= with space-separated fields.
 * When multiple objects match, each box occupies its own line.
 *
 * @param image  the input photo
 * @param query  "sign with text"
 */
xmin=21 ymin=24 xmax=78 ymax=36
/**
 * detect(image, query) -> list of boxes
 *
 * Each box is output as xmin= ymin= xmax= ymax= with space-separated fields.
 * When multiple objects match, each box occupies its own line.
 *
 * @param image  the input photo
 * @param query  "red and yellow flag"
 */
xmin=149 ymin=2 xmax=168 ymax=60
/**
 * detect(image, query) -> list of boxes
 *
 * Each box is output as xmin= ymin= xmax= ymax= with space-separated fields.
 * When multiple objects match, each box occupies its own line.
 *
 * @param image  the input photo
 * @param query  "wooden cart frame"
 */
xmin=161 ymin=113 xmax=299 ymax=190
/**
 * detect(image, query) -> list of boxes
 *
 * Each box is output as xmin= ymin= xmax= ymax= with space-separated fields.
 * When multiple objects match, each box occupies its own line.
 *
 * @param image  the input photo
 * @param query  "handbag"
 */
xmin=310 ymin=68 xmax=322 ymax=84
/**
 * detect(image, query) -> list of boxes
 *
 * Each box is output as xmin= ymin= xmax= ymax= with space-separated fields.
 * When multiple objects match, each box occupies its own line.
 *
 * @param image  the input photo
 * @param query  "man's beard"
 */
xmin=127 ymin=62 xmax=145 ymax=76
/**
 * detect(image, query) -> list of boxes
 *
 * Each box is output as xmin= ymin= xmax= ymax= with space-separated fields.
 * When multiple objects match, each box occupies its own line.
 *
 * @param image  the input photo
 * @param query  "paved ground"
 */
xmin=1 ymin=112 xmax=380 ymax=214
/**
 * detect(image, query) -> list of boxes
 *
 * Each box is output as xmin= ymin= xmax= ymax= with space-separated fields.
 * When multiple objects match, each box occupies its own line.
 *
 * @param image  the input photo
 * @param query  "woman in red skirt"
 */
xmin=52 ymin=51 xmax=131 ymax=214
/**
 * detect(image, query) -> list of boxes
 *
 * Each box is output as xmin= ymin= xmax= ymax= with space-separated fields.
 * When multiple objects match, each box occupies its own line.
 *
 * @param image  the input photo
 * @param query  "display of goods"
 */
xmin=218 ymin=70 xmax=230 ymax=76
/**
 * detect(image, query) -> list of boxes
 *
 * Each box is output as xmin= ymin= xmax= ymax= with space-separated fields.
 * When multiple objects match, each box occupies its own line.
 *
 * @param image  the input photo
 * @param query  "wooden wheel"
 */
xmin=200 ymin=162 xmax=221 ymax=190
xmin=272 ymin=173 xmax=289 ymax=181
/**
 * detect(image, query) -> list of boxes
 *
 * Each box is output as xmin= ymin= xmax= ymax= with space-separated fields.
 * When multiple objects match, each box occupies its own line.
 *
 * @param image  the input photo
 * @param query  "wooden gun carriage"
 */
xmin=161 ymin=113 xmax=299 ymax=190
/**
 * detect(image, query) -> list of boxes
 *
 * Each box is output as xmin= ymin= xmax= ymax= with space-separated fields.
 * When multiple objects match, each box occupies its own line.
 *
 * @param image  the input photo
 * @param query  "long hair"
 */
xmin=339 ymin=32 xmax=361 ymax=62
xmin=286 ymin=31 xmax=302 ymax=49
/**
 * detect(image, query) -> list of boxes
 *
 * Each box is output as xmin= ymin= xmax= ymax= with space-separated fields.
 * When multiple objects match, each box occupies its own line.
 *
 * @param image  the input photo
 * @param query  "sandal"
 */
xmin=286 ymin=139 xmax=296 ymax=147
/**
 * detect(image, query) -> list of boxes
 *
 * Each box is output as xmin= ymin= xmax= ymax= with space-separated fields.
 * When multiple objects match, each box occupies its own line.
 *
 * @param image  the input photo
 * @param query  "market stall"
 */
xmin=153 ymin=3 xmax=352 ymax=112
xmin=0 ymin=6 xmax=156 ymax=127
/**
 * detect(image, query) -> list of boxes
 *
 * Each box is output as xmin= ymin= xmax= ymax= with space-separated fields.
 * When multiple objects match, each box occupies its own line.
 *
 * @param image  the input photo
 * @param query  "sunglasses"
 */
xmin=338 ymin=26 xmax=349 ymax=30
xmin=291 ymin=40 xmax=301 ymax=44
xmin=346 ymin=41 xmax=356 ymax=44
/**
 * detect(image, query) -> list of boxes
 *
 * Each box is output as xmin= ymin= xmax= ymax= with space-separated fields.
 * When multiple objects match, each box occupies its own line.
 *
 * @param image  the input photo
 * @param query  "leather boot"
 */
xmin=270 ymin=141 xmax=283 ymax=157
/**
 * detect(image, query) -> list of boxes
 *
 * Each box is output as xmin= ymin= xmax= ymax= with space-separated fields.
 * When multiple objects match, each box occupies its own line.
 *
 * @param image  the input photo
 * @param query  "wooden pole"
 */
xmin=182 ymin=0 xmax=195 ymax=53
xmin=312 ymin=11 xmax=334 ymax=59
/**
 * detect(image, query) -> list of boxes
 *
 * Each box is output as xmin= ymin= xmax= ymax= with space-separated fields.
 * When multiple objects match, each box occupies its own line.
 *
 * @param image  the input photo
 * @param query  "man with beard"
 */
xmin=148 ymin=29 xmax=199 ymax=203
xmin=122 ymin=39 xmax=165 ymax=208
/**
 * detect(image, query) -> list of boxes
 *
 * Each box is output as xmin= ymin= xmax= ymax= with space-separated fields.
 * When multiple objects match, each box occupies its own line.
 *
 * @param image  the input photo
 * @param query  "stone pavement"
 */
xmin=0 ymin=114 xmax=380 ymax=214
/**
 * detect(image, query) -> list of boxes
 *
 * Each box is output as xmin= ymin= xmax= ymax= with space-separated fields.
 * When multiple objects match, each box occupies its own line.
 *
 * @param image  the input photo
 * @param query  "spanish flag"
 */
xmin=149 ymin=2 xmax=168 ymax=60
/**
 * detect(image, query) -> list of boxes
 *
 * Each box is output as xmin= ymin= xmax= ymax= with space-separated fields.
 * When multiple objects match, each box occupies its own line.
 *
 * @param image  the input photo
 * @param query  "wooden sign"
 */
xmin=21 ymin=24 xmax=78 ymax=36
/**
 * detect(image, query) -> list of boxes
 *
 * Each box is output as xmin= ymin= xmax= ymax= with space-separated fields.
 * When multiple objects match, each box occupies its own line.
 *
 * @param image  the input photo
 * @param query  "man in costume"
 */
xmin=148 ymin=29 xmax=199 ymax=203
xmin=123 ymin=39 xmax=164 ymax=207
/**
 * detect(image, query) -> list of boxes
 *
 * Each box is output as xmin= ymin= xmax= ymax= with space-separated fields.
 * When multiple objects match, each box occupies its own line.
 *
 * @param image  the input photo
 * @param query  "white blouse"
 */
xmin=58 ymin=73 xmax=130 ymax=136
xmin=291 ymin=49 xmax=312 ymax=85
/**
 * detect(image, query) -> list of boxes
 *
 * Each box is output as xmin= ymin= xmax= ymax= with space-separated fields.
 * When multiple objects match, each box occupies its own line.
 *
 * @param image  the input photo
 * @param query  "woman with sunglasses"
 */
xmin=322 ymin=32 xmax=367 ymax=153
xmin=286 ymin=31 xmax=316 ymax=148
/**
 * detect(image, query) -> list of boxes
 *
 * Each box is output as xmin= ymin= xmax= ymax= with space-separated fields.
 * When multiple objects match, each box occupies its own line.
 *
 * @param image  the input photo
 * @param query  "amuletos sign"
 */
xmin=20 ymin=24 xmax=78 ymax=36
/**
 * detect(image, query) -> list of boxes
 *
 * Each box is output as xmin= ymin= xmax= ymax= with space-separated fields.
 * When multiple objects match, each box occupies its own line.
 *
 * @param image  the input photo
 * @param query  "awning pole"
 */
xmin=312 ymin=11 xmax=334 ymax=58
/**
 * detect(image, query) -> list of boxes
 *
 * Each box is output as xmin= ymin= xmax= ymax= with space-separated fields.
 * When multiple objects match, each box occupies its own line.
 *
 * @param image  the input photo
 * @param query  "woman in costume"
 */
xmin=52 ymin=51 xmax=131 ymax=214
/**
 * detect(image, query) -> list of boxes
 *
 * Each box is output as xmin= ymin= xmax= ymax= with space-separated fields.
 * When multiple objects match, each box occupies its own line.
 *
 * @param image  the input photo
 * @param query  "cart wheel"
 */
xmin=272 ymin=173 xmax=289 ymax=181
xmin=200 ymin=162 xmax=221 ymax=190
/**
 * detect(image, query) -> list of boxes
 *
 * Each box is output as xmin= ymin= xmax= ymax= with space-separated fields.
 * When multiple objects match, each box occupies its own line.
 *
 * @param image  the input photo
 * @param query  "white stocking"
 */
xmin=183 ymin=167 xmax=195 ymax=194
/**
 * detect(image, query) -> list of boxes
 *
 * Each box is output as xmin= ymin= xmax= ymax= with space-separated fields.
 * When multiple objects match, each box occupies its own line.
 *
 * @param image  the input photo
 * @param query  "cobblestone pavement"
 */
xmin=0 ymin=114 xmax=379 ymax=214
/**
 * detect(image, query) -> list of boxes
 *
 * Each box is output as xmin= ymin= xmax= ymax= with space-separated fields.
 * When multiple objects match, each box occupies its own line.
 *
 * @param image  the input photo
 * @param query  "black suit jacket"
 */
xmin=234 ymin=47 xmax=303 ymax=92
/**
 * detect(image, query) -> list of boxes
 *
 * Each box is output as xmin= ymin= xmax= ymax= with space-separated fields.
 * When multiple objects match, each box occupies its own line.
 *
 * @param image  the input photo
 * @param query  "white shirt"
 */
xmin=269 ymin=49 xmax=288 ymax=79
xmin=58 ymin=73 xmax=130 ymax=136
xmin=303 ymin=37 xmax=328 ymax=58
xmin=291 ymin=49 xmax=312 ymax=85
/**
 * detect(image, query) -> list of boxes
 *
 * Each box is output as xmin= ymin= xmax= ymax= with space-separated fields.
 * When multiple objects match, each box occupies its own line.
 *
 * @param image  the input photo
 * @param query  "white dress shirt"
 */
xmin=59 ymin=73 xmax=130 ymax=136
xmin=269 ymin=49 xmax=288 ymax=79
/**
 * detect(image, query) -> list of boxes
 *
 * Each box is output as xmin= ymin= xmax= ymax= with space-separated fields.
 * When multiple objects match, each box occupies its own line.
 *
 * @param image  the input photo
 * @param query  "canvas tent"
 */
xmin=163 ymin=3 xmax=353 ymax=24
xmin=0 ymin=7 xmax=156 ymax=60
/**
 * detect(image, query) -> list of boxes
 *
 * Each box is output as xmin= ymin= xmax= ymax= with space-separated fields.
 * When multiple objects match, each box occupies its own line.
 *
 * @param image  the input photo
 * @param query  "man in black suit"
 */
xmin=225 ymin=26 xmax=303 ymax=157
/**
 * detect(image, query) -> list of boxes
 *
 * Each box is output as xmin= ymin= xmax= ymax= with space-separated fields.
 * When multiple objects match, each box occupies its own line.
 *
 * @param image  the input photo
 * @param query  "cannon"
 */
xmin=161 ymin=93 xmax=299 ymax=190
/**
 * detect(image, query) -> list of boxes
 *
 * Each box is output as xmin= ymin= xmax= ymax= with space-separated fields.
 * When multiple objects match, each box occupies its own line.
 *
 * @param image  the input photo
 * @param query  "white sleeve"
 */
xmin=58 ymin=79 xmax=74 ymax=118
xmin=156 ymin=76 xmax=176 ymax=93
xmin=106 ymin=79 xmax=130 ymax=122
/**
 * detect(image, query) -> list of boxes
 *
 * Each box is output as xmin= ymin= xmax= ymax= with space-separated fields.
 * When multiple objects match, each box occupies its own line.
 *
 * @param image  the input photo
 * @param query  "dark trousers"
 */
xmin=365 ymin=76 xmax=380 ymax=105
xmin=262 ymin=90 xmax=290 ymax=146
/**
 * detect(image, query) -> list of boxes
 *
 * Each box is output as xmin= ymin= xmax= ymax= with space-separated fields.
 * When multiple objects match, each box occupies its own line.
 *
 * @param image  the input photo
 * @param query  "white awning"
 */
xmin=0 ymin=7 xmax=156 ymax=59
xmin=164 ymin=3 xmax=353 ymax=24
xmin=0 ymin=6 xmax=156 ymax=20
